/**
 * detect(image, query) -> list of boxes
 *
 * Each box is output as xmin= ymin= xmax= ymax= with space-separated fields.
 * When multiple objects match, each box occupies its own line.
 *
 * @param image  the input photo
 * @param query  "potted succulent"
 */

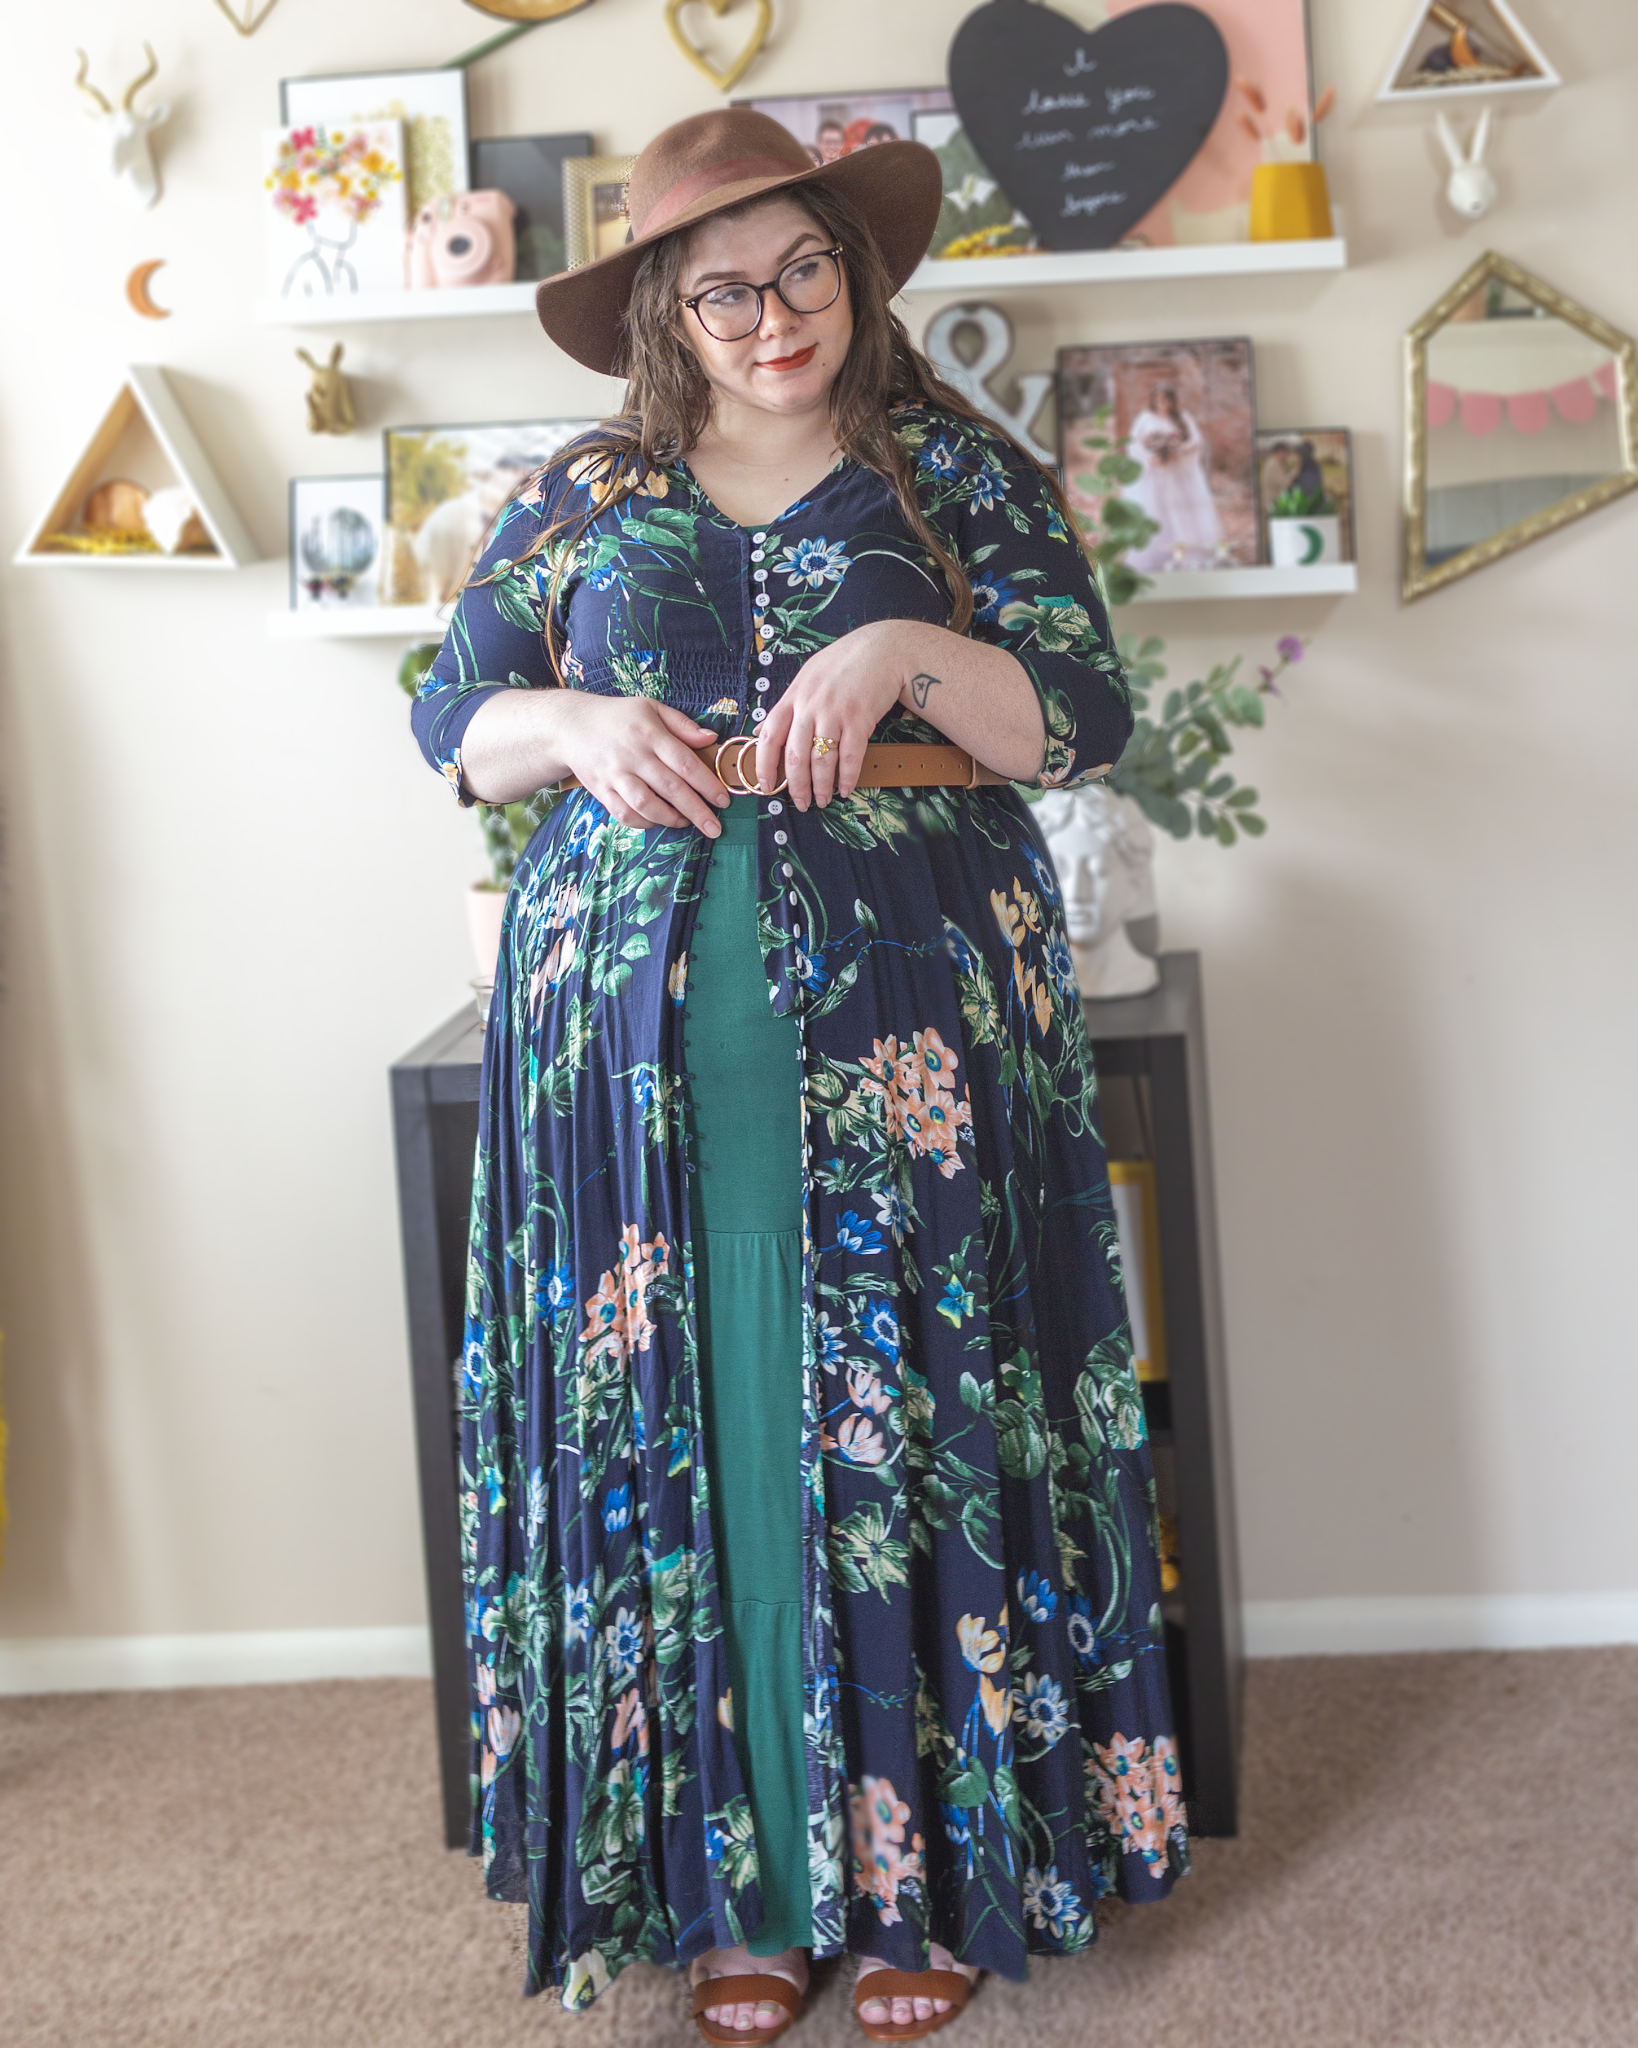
xmin=1266 ymin=477 xmax=1342 ymax=568
xmin=400 ymin=645 xmax=560 ymax=995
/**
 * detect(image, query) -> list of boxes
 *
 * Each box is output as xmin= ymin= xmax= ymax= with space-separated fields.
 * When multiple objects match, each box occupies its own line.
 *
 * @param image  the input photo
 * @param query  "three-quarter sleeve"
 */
xmin=410 ymin=468 xmax=571 ymax=806
xmin=914 ymin=414 xmax=1134 ymax=788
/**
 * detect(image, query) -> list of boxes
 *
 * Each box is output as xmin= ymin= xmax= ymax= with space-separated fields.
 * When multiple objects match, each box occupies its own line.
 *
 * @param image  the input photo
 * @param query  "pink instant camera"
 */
xmin=408 ymin=190 xmax=517 ymax=288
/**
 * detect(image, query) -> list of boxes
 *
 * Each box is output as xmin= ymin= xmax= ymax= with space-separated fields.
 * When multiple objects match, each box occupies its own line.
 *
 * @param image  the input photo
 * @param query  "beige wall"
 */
xmin=1 ymin=0 xmax=1634 ymax=1648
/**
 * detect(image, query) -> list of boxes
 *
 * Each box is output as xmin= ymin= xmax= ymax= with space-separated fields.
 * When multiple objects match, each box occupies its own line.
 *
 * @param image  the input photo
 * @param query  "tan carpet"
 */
xmin=2 ymin=1648 xmax=1634 ymax=2047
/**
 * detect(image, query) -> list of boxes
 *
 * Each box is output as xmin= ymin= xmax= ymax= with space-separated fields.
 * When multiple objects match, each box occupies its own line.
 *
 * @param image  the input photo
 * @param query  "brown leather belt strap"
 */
xmin=559 ymin=739 xmax=1015 ymax=796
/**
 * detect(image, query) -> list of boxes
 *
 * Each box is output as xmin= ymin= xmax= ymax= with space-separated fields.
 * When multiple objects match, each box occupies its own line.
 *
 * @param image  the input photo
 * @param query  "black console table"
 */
xmin=391 ymin=951 xmax=1241 ymax=1850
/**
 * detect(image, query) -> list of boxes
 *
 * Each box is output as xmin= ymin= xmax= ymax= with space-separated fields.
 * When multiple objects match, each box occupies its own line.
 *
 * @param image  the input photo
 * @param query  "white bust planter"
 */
xmin=1034 ymin=784 xmax=1160 ymax=999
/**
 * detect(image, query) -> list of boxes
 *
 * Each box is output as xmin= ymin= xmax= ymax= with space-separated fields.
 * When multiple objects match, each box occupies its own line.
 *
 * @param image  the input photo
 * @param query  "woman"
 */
xmin=1126 ymin=382 xmax=1222 ymax=572
xmin=413 ymin=110 xmax=1187 ymax=2040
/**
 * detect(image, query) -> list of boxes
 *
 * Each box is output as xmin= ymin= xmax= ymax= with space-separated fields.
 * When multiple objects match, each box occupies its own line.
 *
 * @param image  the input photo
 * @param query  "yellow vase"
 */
xmin=1248 ymin=162 xmax=1334 ymax=242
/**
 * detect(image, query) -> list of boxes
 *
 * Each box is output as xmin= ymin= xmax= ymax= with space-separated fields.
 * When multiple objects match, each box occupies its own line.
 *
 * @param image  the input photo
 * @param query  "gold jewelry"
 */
xmin=810 ymin=734 xmax=837 ymax=757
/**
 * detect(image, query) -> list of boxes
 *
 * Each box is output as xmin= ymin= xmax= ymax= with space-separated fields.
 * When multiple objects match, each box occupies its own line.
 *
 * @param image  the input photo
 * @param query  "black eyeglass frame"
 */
xmin=679 ymin=245 xmax=846 ymax=341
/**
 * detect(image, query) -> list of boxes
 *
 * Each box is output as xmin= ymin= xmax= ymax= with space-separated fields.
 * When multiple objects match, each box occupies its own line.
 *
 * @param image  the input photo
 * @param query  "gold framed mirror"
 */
xmin=1404 ymin=251 xmax=1638 ymax=600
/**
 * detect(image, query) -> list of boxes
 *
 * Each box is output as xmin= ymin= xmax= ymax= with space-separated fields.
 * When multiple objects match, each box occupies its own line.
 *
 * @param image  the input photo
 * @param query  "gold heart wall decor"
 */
xmin=665 ymin=0 xmax=773 ymax=95
xmin=212 ymin=0 xmax=282 ymax=31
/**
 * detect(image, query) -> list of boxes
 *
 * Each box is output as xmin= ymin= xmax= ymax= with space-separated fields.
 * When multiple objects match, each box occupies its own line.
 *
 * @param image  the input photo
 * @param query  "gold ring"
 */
xmin=811 ymin=734 xmax=837 ymax=757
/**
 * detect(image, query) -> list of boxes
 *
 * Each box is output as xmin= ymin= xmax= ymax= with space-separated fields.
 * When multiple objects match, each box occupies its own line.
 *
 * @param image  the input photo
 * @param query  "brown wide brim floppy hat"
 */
xmin=535 ymin=108 xmax=944 ymax=377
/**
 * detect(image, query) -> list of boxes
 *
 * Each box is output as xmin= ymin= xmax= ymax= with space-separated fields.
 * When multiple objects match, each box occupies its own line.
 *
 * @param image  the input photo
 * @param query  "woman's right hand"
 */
xmin=553 ymin=694 xmax=730 ymax=837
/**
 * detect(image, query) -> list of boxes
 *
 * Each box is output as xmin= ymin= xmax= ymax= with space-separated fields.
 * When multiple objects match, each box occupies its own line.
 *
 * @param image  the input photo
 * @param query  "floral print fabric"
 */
xmin=412 ymin=406 xmax=1187 ymax=2006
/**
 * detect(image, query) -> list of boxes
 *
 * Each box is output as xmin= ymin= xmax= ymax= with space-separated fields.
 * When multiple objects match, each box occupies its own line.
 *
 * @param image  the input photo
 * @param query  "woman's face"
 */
xmin=676 ymin=197 xmax=853 ymax=423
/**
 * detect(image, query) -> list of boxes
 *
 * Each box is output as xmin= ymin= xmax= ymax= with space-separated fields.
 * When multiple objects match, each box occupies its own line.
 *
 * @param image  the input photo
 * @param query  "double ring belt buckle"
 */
xmin=714 ymin=735 xmax=787 ymax=797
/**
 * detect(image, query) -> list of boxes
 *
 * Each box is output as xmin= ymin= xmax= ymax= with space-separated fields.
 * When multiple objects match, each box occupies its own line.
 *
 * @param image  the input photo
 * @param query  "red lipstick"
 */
xmin=759 ymin=344 xmax=819 ymax=372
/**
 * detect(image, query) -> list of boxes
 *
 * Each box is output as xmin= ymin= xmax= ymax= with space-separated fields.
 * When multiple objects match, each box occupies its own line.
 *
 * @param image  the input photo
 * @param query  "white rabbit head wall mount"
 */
xmin=1436 ymin=108 xmax=1498 ymax=221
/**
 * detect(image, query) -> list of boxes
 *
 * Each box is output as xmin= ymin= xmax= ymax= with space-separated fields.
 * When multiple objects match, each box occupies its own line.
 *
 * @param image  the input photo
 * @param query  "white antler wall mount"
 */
xmin=74 ymin=44 xmax=170 ymax=211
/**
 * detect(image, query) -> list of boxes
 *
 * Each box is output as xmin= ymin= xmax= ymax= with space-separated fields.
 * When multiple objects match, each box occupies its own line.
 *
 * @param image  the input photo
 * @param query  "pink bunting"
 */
xmin=1427 ymin=380 xmax=1457 ymax=429
xmin=1593 ymin=360 xmax=1617 ymax=400
xmin=1506 ymin=390 xmax=1551 ymax=435
xmin=1460 ymin=390 xmax=1502 ymax=436
xmin=1551 ymin=378 xmax=1598 ymax=424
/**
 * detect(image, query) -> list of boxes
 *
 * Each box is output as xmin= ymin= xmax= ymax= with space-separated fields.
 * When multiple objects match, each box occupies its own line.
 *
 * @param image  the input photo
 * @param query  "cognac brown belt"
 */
xmin=561 ymin=739 xmax=1021 ymax=797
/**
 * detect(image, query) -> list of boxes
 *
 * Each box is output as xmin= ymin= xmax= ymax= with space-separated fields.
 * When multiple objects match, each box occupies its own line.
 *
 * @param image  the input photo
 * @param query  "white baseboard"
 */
xmin=1244 ymin=1591 xmax=1638 ymax=1658
xmin=0 ymin=1625 xmax=432 ymax=1695
xmin=5 ymin=1597 xmax=1635 ymax=1695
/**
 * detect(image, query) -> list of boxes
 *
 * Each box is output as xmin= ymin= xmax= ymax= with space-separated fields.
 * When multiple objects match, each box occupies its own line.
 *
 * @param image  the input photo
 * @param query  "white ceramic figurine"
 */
xmin=1035 ymin=784 xmax=1161 ymax=1000
xmin=1435 ymin=108 xmax=1498 ymax=221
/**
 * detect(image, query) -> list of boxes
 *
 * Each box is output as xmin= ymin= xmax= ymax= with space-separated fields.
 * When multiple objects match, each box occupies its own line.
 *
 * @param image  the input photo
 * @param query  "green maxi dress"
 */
xmin=684 ymin=793 xmax=813 ymax=1954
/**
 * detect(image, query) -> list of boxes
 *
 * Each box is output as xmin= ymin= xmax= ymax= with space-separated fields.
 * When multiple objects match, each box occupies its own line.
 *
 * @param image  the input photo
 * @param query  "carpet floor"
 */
xmin=1 ymin=1647 xmax=1634 ymax=2047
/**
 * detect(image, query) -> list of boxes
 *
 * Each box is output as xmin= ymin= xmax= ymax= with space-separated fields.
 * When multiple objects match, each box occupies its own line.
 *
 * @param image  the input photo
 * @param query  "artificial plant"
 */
xmin=1070 ymin=411 xmax=1305 ymax=848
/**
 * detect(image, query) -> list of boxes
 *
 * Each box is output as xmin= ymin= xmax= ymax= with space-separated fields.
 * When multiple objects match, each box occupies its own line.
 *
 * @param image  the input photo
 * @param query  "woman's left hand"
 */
xmin=754 ymin=619 xmax=916 ymax=811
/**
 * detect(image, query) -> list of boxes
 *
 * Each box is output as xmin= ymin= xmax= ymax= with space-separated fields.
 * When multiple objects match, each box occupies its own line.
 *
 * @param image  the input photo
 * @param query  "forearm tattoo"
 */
xmin=910 ymin=671 xmax=943 ymax=709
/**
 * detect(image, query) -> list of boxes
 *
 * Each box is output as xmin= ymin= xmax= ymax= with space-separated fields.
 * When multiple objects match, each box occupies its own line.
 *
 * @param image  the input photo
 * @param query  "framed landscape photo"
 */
xmin=1257 ymin=427 xmax=1355 ymax=565
xmin=382 ymin=418 xmax=595 ymax=605
xmin=470 ymin=132 xmax=591 ymax=281
xmin=563 ymin=155 xmax=636 ymax=267
xmin=1059 ymin=338 xmax=1260 ymax=575
xmin=280 ymin=68 xmax=468 ymax=218
xmin=289 ymin=475 xmax=385 ymax=610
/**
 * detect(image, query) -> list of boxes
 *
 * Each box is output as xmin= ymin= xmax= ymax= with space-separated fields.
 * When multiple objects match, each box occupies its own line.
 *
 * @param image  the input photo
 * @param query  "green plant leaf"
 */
xmin=1239 ymin=813 xmax=1267 ymax=835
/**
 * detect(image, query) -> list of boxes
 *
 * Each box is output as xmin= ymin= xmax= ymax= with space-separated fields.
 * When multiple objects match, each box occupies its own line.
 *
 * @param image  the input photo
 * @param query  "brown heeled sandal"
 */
xmin=853 ymin=1967 xmax=975 ymax=2042
xmin=691 ymin=1970 xmax=805 ymax=2045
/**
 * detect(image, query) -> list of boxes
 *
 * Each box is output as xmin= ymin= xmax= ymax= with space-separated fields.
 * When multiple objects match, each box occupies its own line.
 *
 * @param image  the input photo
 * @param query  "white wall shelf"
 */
xmin=251 ymin=236 xmax=1349 ymax=327
xmin=255 ymin=283 xmax=540 ymax=327
xmin=904 ymin=238 xmax=1347 ymax=295
xmin=1124 ymin=563 xmax=1358 ymax=604
xmin=268 ymin=605 xmax=450 ymax=641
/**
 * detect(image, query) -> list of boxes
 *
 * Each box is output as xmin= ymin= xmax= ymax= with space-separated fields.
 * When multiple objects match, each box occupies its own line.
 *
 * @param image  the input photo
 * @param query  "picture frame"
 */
xmin=289 ymin=474 xmax=385 ymax=610
xmin=1256 ymin=427 xmax=1355 ymax=566
xmin=262 ymin=121 xmax=407 ymax=300
xmin=280 ymin=68 xmax=468 ymax=219
xmin=382 ymin=418 xmax=596 ymax=606
xmin=1059 ymin=338 xmax=1260 ymax=575
xmin=910 ymin=103 xmax=1040 ymax=262
xmin=563 ymin=155 xmax=637 ymax=267
xmin=735 ymin=87 xmax=956 ymax=165
xmin=470 ymin=133 xmax=591 ymax=281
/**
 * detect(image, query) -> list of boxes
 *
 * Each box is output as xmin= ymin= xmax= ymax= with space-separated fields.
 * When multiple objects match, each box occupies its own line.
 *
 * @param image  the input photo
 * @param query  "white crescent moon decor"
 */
xmin=665 ymin=0 xmax=774 ymax=95
xmin=125 ymin=258 xmax=171 ymax=319
xmin=213 ymin=0 xmax=283 ymax=32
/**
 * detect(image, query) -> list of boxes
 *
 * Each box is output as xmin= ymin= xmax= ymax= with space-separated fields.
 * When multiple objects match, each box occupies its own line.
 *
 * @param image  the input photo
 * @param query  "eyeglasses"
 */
xmin=680 ymin=246 xmax=845 ymax=343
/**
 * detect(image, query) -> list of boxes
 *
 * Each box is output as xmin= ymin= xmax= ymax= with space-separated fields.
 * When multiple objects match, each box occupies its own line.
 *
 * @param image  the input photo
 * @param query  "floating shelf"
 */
xmin=268 ymin=604 xmax=450 ymax=641
xmin=904 ymin=237 xmax=1347 ymax=295
xmin=255 ymin=282 xmax=540 ymax=327
xmin=1123 ymin=563 xmax=1358 ymax=603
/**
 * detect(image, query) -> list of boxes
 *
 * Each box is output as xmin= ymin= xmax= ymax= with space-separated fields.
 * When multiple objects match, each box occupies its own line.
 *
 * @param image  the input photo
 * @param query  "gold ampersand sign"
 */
xmin=666 ymin=0 xmax=773 ymax=94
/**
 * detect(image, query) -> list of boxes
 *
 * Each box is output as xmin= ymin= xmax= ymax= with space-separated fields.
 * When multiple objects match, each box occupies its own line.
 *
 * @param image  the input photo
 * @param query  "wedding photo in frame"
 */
xmin=734 ymin=88 xmax=954 ymax=164
xmin=1059 ymin=338 xmax=1260 ymax=575
xmin=382 ymin=418 xmax=593 ymax=605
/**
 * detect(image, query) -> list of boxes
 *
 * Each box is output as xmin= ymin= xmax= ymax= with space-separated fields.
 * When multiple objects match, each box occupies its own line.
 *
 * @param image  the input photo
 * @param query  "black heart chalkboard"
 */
xmin=949 ymin=0 xmax=1230 ymax=252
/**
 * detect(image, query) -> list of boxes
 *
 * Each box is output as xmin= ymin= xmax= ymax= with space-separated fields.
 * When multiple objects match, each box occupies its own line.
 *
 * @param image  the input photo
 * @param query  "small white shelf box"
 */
xmin=1123 ymin=563 xmax=1358 ymax=604
xmin=255 ymin=283 xmax=540 ymax=327
xmin=904 ymin=237 xmax=1347 ymax=295
xmin=268 ymin=605 xmax=451 ymax=641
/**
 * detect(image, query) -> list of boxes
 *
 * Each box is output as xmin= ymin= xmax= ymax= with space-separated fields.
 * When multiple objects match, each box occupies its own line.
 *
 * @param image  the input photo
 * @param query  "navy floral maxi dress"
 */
xmin=412 ymin=404 xmax=1189 ymax=2007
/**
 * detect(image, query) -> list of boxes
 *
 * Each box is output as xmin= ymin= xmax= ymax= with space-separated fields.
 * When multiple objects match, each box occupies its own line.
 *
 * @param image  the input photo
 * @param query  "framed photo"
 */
xmin=289 ymin=475 xmax=385 ymax=610
xmin=471 ymin=133 xmax=591 ymax=281
xmin=563 ymin=155 xmax=636 ymax=267
xmin=382 ymin=418 xmax=596 ymax=605
xmin=262 ymin=122 xmax=406 ymax=299
xmin=1059 ymin=338 xmax=1259 ymax=575
xmin=1256 ymin=427 xmax=1354 ymax=565
xmin=909 ymin=104 xmax=1041 ymax=262
xmin=280 ymin=68 xmax=468 ymax=218
xmin=736 ymin=87 xmax=955 ymax=164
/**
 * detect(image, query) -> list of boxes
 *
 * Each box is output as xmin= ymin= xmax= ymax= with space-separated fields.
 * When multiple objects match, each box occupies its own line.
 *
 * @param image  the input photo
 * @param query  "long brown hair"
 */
xmin=509 ymin=182 xmax=1072 ymax=664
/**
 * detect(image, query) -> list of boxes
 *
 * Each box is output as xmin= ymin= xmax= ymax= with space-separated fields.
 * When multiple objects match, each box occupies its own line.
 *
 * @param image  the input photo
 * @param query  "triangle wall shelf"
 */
xmin=14 ymin=365 xmax=257 ymax=571
xmin=1378 ymin=0 xmax=1560 ymax=105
